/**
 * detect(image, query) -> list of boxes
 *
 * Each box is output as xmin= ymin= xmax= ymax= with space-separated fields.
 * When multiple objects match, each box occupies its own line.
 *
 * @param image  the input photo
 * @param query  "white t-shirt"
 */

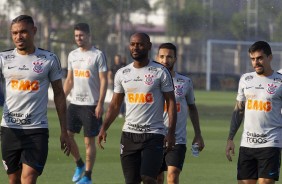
xmin=163 ymin=72 xmax=195 ymax=144
xmin=237 ymin=72 xmax=282 ymax=148
xmin=67 ymin=47 xmax=107 ymax=105
xmin=114 ymin=60 xmax=174 ymax=135
xmin=0 ymin=48 xmax=62 ymax=129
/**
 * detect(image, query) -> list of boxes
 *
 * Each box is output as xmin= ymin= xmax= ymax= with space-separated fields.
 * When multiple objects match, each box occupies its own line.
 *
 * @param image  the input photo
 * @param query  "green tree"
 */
xmin=5 ymin=0 xmax=151 ymax=65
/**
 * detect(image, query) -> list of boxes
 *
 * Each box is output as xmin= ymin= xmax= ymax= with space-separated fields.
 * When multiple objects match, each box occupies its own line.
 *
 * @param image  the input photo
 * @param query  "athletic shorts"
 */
xmin=159 ymin=144 xmax=187 ymax=172
xmin=1 ymin=127 xmax=49 ymax=175
xmin=120 ymin=132 xmax=165 ymax=184
xmin=237 ymin=147 xmax=281 ymax=181
xmin=67 ymin=104 xmax=102 ymax=137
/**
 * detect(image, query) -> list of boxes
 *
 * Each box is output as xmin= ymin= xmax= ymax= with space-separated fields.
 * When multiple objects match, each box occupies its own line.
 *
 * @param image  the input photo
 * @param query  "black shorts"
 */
xmin=237 ymin=147 xmax=281 ymax=181
xmin=1 ymin=127 xmax=49 ymax=175
xmin=120 ymin=132 xmax=164 ymax=184
xmin=159 ymin=144 xmax=187 ymax=172
xmin=67 ymin=104 xmax=102 ymax=137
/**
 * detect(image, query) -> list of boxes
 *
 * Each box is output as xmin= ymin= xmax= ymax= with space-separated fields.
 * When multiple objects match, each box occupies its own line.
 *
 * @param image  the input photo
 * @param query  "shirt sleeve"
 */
xmin=236 ymin=74 xmax=246 ymax=102
xmin=49 ymin=53 xmax=62 ymax=81
xmin=160 ymin=66 xmax=174 ymax=92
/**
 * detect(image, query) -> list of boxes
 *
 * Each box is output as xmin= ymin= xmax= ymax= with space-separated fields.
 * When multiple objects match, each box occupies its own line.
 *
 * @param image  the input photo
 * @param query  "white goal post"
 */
xmin=206 ymin=39 xmax=282 ymax=91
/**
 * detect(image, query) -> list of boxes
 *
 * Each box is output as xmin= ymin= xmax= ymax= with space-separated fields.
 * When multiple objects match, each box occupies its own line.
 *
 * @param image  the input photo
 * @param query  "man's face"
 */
xmin=129 ymin=34 xmax=151 ymax=62
xmin=11 ymin=21 xmax=36 ymax=51
xmin=249 ymin=50 xmax=272 ymax=75
xmin=156 ymin=48 xmax=176 ymax=71
xmin=74 ymin=30 xmax=90 ymax=48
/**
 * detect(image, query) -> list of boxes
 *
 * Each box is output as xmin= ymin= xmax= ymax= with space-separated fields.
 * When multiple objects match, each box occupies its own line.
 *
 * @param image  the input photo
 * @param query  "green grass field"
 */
xmin=0 ymin=90 xmax=245 ymax=184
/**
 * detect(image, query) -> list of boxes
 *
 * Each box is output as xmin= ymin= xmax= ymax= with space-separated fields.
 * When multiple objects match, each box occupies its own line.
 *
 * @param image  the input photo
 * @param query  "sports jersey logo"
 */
xmin=144 ymin=74 xmax=154 ymax=85
xmin=255 ymin=84 xmax=264 ymax=89
xmin=245 ymin=75 xmax=253 ymax=81
xmin=122 ymin=68 xmax=131 ymax=74
xmin=5 ymin=54 xmax=15 ymax=60
xmin=37 ymin=54 xmax=46 ymax=59
xmin=246 ymin=131 xmax=267 ymax=144
xmin=11 ymin=79 xmax=39 ymax=91
xmin=33 ymin=61 xmax=44 ymax=73
xmin=177 ymin=78 xmax=185 ymax=83
xmin=128 ymin=92 xmax=153 ymax=104
xmin=19 ymin=65 xmax=29 ymax=71
xmin=74 ymin=69 xmax=90 ymax=78
xmin=127 ymin=122 xmax=151 ymax=132
xmin=247 ymin=99 xmax=271 ymax=112
xmin=274 ymin=78 xmax=282 ymax=83
xmin=148 ymin=66 xmax=157 ymax=72
xmin=8 ymin=66 xmax=17 ymax=69
xmin=134 ymin=76 xmax=142 ymax=82
xmin=175 ymin=85 xmax=183 ymax=96
xmin=266 ymin=83 xmax=278 ymax=94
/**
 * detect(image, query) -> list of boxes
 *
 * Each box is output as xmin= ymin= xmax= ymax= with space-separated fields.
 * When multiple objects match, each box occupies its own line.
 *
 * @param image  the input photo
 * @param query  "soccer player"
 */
xmin=0 ymin=15 xmax=71 ymax=184
xmin=63 ymin=23 xmax=108 ymax=184
xmin=225 ymin=41 xmax=282 ymax=184
xmin=155 ymin=43 xmax=205 ymax=184
xmin=97 ymin=33 xmax=177 ymax=184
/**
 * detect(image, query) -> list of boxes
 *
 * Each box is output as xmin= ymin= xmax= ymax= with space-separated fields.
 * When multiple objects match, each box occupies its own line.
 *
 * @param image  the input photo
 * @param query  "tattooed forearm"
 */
xmin=227 ymin=101 xmax=245 ymax=140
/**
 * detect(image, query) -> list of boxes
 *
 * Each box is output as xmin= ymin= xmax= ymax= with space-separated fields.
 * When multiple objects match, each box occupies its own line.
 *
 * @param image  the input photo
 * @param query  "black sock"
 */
xmin=76 ymin=158 xmax=84 ymax=168
xmin=84 ymin=170 xmax=92 ymax=180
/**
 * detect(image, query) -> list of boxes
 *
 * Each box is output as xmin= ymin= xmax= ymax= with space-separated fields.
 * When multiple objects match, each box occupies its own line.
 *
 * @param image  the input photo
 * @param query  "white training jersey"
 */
xmin=163 ymin=72 xmax=195 ymax=144
xmin=67 ymin=47 xmax=107 ymax=105
xmin=114 ymin=60 xmax=174 ymax=135
xmin=0 ymin=48 xmax=62 ymax=129
xmin=237 ymin=72 xmax=282 ymax=148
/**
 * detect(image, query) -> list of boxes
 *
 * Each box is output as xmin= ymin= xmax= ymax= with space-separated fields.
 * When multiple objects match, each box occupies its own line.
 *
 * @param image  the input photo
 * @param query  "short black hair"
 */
xmin=158 ymin=43 xmax=177 ymax=57
xmin=130 ymin=32 xmax=151 ymax=42
xmin=11 ymin=15 xmax=34 ymax=26
xmin=74 ymin=23 xmax=90 ymax=34
xmin=248 ymin=41 xmax=272 ymax=56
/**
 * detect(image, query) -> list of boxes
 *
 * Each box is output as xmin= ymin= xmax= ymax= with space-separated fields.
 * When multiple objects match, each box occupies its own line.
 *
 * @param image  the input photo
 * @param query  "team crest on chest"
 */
xmin=33 ymin=61 xmax=44 ymax=73
xmin=175 ymin=85 xmax=184 ymax=96
xmin=144 ymin=74 xmax=154 ymax=85
xmin=266 ymin=83 xmax=278 ymax=94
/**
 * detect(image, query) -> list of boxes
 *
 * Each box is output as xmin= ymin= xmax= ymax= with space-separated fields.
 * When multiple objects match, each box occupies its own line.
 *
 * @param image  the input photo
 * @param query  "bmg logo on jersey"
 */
xmin=247 ymin=99 xmax=271 ymax=112
xmin=10 ymin=79 xmax=39 ymax=91
xmin=128 ymin=92 xmax=153 ymax=104
xmin=74 ymin=69 xmax=90 ymax=78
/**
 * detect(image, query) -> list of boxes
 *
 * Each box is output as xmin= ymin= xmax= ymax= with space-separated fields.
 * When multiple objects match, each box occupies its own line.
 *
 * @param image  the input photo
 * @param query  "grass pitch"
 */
xmin=0 ymin=90 xmax=244 ymax=184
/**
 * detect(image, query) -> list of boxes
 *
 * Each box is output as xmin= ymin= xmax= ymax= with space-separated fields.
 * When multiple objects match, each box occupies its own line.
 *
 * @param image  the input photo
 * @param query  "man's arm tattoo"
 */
xmin=228 ymin=101 xmax=245 ymax=140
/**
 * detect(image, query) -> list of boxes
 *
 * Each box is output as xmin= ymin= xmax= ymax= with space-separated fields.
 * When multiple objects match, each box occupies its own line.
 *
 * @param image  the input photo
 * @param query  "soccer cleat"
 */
xmin=72 ymin=165 xmax=85 ymax=182
xmin=76 ymin=176 xmax=92 ymax=184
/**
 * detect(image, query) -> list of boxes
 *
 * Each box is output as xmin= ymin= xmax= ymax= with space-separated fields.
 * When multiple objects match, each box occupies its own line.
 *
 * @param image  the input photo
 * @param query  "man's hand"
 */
xmin=97 ymin=129 xmax=107 ymax=149
xmin=164 ymin=133 xmax=175 ymax=151
xmin=60 ymin=132 xmax=71 ymax=156
xmin=95 ymin=104 xmax=104 ymax=119
xmin=225 ymin=139 xmax=235 ymax=161
xmin=192 ymin=135 xmax=205 ymax=151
